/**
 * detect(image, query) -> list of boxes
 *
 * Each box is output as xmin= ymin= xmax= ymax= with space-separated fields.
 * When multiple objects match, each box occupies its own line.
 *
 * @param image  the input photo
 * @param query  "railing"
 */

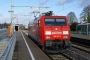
xmin=0 ymin=32 xmax=16 ymax=60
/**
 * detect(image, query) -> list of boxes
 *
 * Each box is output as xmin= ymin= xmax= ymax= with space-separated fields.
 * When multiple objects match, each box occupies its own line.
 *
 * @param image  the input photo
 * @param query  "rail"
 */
xmin=63 ymin=49 xmax=90 ymax=60
xmin=0 ymin=32 xmax=16 ymax=60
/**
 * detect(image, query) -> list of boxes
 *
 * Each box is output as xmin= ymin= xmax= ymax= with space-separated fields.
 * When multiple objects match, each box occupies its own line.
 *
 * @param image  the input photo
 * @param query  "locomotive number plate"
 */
xmin=52 ymin=32 xmax=62 ymax=34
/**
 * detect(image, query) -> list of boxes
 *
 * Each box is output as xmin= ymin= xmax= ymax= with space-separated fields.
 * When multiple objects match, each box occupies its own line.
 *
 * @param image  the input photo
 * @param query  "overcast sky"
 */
xmin=0 ymin=0 xmax=90 ymax=25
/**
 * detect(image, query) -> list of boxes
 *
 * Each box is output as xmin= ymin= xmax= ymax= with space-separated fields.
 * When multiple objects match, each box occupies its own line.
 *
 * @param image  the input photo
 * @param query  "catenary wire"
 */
xmin=55 ymin=0 xmax=88 ymax=13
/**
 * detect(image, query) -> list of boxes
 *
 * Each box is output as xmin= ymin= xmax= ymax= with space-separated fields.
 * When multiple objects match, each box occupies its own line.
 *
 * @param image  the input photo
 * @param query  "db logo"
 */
xmin=55 ymin=28 xmax=58 ymax=30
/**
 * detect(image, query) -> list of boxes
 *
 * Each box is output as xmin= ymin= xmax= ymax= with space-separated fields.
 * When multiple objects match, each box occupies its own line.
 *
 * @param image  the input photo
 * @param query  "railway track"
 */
xmin=48 ymin=43 xmax=90 ymax=60
xmin=49 ymin=53 xmax=70 ymax=60
xmin=71 ymin=43 xmax=90 ymax=60
xmin=72 ymin=42 xmax=90 ymax=53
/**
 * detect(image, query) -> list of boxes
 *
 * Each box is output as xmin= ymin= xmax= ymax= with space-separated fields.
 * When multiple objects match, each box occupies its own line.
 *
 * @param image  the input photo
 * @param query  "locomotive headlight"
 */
xmin=45 ymin=31 xmax=51 ymax=35
xmin=63 ymin=31 xmax=68 ymax=34
xmin=46 ymin=36 xmax=51 ymax=39
xmin=63 ymin=36 xmax=68 ymax=38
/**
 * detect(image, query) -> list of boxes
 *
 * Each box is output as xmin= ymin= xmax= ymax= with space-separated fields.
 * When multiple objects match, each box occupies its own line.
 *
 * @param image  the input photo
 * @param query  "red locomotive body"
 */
xmin=28 ymin=11 xmax=71 ymax=52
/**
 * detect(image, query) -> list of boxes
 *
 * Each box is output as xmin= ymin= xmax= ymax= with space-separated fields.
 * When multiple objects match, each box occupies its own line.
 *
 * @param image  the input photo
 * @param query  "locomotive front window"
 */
xmin=56 ymin=19 xmax=66 ymax=26
xmin=45 ymin=18 xmax=66 ymax=26
xmin=45 ymin=19 xmax=55 ymax=26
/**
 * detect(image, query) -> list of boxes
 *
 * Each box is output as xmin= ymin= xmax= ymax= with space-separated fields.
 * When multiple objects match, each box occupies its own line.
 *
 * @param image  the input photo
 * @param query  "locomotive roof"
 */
xmin=34 ymin=16 xmax=66 ymax=20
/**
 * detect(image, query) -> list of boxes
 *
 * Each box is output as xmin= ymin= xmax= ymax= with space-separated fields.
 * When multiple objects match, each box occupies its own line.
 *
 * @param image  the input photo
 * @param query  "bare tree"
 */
xmin=80 ymin=5 xmax=90 ymax=23
xmin=67 ymin=12 xmax=78 ymax=24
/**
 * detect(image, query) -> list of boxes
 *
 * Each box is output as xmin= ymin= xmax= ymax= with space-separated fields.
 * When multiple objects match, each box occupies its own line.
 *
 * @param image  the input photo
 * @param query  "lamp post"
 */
xmin=8 ymin=10 xmax=14 ymax=35
xmin=8 ymin=11 xmax=14 ymax=23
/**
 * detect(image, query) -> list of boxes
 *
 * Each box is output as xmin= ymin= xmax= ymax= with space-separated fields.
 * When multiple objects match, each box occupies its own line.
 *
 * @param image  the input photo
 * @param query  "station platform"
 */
xmin=71 ymin=34 xmax=90 ymax=40
xmin=71 ymin=34 xmax=90 ymax=46
xmin=15 ymin=30 xmax=51 ymax=60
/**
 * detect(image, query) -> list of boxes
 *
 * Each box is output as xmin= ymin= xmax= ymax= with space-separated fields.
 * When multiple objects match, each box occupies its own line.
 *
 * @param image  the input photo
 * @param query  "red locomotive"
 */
xmin=28 ymin=11 xmax=71 ymax=52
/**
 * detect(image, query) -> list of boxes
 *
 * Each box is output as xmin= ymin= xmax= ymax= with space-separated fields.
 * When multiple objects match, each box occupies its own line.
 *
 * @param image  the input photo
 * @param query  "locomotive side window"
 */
xmin=56 ymin=19 xmax=66 ymax=26
xmin=45 ymin=19 xmax=55 ymax=26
